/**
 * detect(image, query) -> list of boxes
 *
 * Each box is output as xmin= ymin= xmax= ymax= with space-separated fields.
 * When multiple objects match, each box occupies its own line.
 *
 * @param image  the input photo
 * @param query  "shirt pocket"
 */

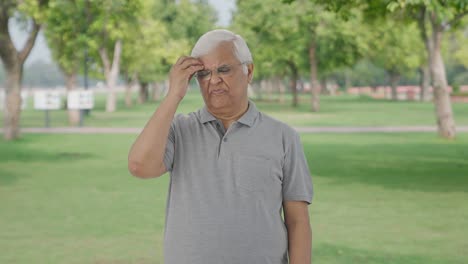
xmin=234 ymin=155 xmax=273 ymax=192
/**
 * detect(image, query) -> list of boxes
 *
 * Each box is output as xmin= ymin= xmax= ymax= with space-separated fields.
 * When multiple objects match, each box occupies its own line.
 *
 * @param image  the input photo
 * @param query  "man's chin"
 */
xmin=208 ymin=97 xmax=230 ymax=111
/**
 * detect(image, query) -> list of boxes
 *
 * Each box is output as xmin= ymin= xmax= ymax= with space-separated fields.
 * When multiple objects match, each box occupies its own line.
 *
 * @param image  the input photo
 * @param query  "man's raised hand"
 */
xmin=168 ymin=56 xmax=204 ymax=101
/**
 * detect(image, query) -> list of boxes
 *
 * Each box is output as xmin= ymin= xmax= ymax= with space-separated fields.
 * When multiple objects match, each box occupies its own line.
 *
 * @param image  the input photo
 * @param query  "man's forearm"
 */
xmin=128 ymin=94 xmax=181 ymax=178
xmin=287 ymin=221 xmax=312 ymax=264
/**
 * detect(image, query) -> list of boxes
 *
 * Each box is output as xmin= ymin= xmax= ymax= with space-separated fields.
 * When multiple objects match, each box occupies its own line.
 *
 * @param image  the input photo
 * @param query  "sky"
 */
xmin=10 ymin=0 xmax=235 ymax=66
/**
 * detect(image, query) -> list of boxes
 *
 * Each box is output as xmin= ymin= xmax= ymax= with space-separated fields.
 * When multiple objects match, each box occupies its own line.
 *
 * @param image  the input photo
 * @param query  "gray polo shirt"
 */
xmin=162 ymin=101 xmax=313 ymax=264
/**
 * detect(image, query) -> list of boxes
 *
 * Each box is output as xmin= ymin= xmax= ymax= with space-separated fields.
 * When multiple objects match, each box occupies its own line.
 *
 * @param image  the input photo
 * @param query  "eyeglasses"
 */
xmin=195 ymin=62 xmax=248 ymax=81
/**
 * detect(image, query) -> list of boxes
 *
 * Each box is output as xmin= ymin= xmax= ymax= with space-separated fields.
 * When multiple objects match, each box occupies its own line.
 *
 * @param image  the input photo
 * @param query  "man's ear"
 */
xmin=247 ymin=63 xmax=254 ymax=83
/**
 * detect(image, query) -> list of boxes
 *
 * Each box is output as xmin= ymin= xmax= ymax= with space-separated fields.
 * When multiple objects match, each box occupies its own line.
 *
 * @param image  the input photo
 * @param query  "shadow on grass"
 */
xmin=315 ymin=243 xmax=461 ymax=264
xmin=0 ymin=146 xmax=95 ymax=163
xmin=0 ymin=168 xmax=21 ymax=185
xmin=304 ymin=137 xmax=468 ymax=193
xmin=0 ymin=137 xmax=95 ymax=186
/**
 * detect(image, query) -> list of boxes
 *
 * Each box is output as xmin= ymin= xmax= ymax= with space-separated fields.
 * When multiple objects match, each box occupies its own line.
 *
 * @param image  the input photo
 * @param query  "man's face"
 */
xmin=196 ymin=41 xmax=253 ymax=114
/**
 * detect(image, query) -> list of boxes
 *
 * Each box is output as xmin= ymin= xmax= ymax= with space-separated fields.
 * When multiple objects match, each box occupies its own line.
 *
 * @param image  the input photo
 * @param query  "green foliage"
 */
xmin=158 ymin=0 xmax=217 ymax=43
xmin=22 ymin=61 xmax=65 ymax=87
xmin=44 ymin=0 xmax=87 ymax=75
xmin=44 ymin=0 xmax=144 ymax=81
xmin=120 ymin=0 xmax=217 ymax=83
xmin=450 ymin=24 xmax=468 ymax=68
xmin=387 ymin=0 xmax=468 ymax=24
xmin=86 ymin=0 xmax=142 ymax=61
xmin=367 ymin=19 xmax=423 ymax=77
xmin=16 ymin=0 xmax=50 ymax=23
xmin=232 ymin=0 xmax=305 ymax=79
xmin=348 ymin=59 xmax=388 ymax=87
xmin=233 ymin=0 xmax=368 ymax=80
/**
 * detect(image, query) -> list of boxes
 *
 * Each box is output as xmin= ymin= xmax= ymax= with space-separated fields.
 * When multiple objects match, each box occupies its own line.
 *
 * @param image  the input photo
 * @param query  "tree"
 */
xmin=234 ymin=0 xmax=367 ymax=109
xmin=85 ymin=0 xmax=142 ymax=113
xmin=44 ymin=0 xmax=87 ymax=126
xmin=392 ymin=0 xmax=467 ymax=138
xmin=367 ymin=19 xmax=422 ymax=100
xmin=0 ymin=0 xmax=49 ymax=140
xmin=233 ymin=0 xmax=309 ymax=107
xmin=299 ymin=4 xmax=367 ymax=110
xmin=120 ymin=0 xmax=191 ymax=105
xmin=119 ymin=0 xmax=217 ymax=106
xmin=300 ymin=0 xmax=468 ymax=138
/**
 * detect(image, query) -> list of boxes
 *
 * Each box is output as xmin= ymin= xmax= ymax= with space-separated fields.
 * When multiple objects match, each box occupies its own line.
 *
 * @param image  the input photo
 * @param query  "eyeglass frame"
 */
xmin=194 ymin=61 xmax=251 ymax=82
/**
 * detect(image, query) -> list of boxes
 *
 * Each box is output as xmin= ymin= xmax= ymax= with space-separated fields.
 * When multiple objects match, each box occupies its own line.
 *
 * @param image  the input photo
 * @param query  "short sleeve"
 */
xmin=163 ymin=118 xmax=176 ymax=172
xmin=282 ymin=131 xmax=314 ymax=204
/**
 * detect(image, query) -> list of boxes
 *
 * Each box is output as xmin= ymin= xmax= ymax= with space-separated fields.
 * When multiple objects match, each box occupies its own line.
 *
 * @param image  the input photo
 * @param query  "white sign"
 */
xmin=1 ymin=90 xmax=29 ymax=110
xmin=21 ymin=91 xmax=28 ymax=110
xmin=34 ymin=90 xmax=62 ymax=110
xmin=68 ymin=90 xmax=94 ymax=110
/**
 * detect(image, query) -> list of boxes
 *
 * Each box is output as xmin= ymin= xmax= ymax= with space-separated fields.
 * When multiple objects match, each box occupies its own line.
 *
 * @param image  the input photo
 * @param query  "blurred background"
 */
xmin=1 ymin=0 xmax=467 ymax=263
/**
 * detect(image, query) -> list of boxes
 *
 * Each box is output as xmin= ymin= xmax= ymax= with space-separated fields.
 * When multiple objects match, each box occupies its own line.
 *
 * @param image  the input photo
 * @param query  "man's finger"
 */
xmin=175 ymin=56 xmax=190 ymax=65
xmin=188 ymin=65 xmax=205 ymax=79
xmin=188 ymin=64 xmax=204 ymax=73
xmin=178 ymin=57 xmax=203 ymax=69
xmin=176 ymin=56 xmax=200 ymax=67
xmin=181 ymin=61 xmax=204 ymax=71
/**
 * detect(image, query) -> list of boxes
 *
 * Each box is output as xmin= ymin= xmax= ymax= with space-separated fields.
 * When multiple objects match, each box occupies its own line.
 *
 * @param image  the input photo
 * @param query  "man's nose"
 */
xmin=209 ymin=72 xmax=223 ymax=85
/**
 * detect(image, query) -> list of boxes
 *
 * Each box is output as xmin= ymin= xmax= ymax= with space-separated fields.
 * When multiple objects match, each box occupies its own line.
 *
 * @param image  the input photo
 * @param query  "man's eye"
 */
xmin=218 ymin=66 xmax=231 ymax=73
xmin=197 ymin=70 xmax=210 ymax=77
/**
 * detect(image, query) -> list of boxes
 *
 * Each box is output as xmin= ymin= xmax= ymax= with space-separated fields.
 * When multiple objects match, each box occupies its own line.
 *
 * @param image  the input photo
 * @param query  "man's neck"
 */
xmin=209 ymin=101 xmax=249 ymax=130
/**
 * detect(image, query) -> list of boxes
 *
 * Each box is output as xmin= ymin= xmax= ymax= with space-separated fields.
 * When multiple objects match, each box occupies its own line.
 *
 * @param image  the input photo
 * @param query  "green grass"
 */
xmin=1 ymin=133 xmax=467 ymax=263
xmin=3 ymin=90 xmax=468 ymax=128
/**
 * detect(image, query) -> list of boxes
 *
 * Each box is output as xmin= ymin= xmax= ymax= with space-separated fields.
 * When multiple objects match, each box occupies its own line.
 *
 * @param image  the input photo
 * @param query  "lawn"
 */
xmin=1 ymin=133 xmax=467 ymax=264
xmin=3 ymin=89 xmax=468 ymax=128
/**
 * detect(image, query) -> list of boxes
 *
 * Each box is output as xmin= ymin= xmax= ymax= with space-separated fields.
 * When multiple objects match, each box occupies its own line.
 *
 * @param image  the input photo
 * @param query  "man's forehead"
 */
xmin=198 ymin=41 xmax=237 ymax=65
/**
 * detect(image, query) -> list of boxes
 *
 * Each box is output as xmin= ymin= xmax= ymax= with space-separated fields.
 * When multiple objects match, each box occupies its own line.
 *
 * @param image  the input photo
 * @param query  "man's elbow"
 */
xmin=128 ymin=160 xmax=165 ymax=179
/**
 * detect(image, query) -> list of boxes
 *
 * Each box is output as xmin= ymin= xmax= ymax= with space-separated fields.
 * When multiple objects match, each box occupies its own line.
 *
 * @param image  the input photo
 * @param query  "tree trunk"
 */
xmin=106 ymin=81 xmax=117 ymax=112
xmin=0 ymin=14 xmax=41 ymax=140
xmin=125 ymin=84 xmax=133 ymax=107
xmin=430 ymin=27 xmax=456 ymax=139
xmin=277 ymin=77 xmax=285 ymax=103
xmin=417 ymin=7 xmax=433 ymax=103
xmin=272 ymin=77 xmax=281 ymax=102
xmin=389 ymin=71 xmax=400 ymax=101
xmin=320 ymin=79 xmax=327 ymax=95
xmin=125 ymin=86 xmax=133 ymax=108
xmin=139 ymin=82 xmax=149 ymax=103
xmin=288 ymin=61 xmax=299 ymax=107
xmin=309 ymin=41 xmax=320 ymax=112
xmin=64 ymin=72 xmax=80 ymax=126
xmin=417 ymin=8 xmax=455 ymax=138
xmin=278 ymin=79 xmax=286 ymax=103
xmin=152 ymin=82 xmax=161 ymax=102
xmin=99 ymin=39 xmax=122 ymax=113
xmin=260 ymin=79 xmax=267 ymax=101
xmin=254 ymin=81 xmax=262 ymax=101
xmin=124 ymin=74 xmax=134 ymax=108
xmin=344 ymin=69 xmax=351 ymax=92
xmin=3 ymin=65 xmax=23 ymax=140
xmin=266 ymin=79 xmax=273 ymax=101
xmin=420 ymin=65 xmax=430 ymax=101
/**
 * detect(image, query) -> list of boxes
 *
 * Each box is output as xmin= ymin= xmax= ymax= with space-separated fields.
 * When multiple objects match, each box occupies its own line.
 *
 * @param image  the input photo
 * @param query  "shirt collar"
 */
xmin=199 ymin=100 xmax=259 ymax=127
xmin=237 ymin=100 xmax=258 ymax=127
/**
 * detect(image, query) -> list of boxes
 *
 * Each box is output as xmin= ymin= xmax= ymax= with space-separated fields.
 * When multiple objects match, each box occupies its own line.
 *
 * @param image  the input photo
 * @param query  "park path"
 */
xmin=7 ymin=126 xmax=468 ymax=134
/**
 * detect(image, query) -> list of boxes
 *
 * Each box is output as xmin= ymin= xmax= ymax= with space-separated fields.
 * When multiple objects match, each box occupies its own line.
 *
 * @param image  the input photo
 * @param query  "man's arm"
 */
xmin=284 ymin=201 xmax=312 ymax=264
xmin=127 ymin=56 xmax=204 ymax=178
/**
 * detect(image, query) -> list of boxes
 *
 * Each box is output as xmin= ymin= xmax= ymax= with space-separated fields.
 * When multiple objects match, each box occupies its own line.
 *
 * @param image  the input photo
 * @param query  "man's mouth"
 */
xmin=210 ymin=89 xmax=227 ymax=95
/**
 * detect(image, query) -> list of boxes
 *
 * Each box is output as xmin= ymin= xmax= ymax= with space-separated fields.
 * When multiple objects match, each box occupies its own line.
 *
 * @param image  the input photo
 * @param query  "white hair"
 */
xmin=191 ymin=29 xmax=252 ymax=74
